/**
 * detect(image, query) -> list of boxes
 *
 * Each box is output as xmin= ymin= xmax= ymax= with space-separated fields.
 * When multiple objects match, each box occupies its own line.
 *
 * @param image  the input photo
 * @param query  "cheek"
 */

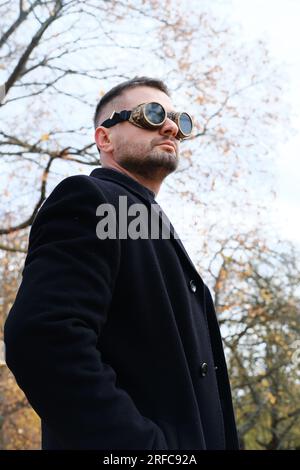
xmin=127 ymin=128 xmax=155 ymax=151
xmin=115 ymin=126 xmax=156 ymax=153
xmin=113 ymin=130 xmax=131 ymax=151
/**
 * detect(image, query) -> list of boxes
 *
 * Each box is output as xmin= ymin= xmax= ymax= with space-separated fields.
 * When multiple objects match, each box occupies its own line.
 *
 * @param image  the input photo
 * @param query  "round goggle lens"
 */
xmin=144 ymin=102 xmax=166 ymax=125
xmin=179 ymin=113 xmax=193 ymax=136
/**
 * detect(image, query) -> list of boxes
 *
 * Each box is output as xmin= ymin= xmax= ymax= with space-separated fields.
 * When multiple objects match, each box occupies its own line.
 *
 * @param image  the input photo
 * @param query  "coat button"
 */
xmin=200 ymin=362 xmax=208 ymax=377
xmin=189 ymin=280 xmax=197 ymax=293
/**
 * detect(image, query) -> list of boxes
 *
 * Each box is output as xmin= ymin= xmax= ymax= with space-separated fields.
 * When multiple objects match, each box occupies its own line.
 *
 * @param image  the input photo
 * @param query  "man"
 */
xmin=4 ymin=76 xmax=239 ymax=450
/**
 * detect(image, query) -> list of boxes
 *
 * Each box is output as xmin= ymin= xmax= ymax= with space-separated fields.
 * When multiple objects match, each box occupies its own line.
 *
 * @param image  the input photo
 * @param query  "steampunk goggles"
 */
xmin=100 ymin=102 xmax=194 ymax=140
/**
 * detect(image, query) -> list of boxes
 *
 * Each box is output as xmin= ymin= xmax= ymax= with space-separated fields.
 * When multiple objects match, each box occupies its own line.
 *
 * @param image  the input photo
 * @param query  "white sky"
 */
xmin=225 ymin=0 xmax=300 ymax=246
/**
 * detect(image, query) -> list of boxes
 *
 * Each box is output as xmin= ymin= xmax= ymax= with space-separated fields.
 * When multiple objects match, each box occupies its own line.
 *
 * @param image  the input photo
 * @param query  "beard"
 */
xmin=113 ymin=137 xmax=179 ymax=179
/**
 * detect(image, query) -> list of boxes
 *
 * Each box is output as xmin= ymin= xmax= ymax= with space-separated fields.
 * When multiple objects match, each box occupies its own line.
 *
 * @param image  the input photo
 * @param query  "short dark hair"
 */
xmin=93 ymin=76 xmax=170 ymax=129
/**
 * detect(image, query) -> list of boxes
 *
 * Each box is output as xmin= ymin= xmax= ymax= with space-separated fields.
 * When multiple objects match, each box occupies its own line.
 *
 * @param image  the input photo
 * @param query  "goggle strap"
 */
xmin=101 ymin=110 xmax=131 ymax=128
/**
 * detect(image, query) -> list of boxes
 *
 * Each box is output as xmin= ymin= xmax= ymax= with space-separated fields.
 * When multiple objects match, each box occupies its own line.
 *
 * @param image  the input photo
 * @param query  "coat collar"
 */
xmin=89 ymin=167 xmax=204 ymax=287
xmin=89 ymin=167 xmax=156 ymax=201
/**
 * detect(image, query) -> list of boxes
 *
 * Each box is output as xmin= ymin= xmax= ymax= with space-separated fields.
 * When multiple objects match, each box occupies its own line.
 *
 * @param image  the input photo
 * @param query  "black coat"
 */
xmin=4 ymin=167 xmax=239 ymax=450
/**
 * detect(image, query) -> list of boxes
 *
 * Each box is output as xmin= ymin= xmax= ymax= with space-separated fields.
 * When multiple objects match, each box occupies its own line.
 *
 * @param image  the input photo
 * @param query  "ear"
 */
xmin=95 ymin=127 xmax=114 ymax=154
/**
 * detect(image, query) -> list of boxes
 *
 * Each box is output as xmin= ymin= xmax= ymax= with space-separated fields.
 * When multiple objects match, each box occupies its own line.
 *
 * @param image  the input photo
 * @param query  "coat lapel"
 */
xmin=153 ymin=201 xmax=205 ymax=286
xmin=90 ymin=168 xmax=205 ymax=285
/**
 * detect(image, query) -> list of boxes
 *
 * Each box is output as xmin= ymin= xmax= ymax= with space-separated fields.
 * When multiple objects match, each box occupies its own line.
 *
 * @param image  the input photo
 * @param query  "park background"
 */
xmin=0 ymin=0 xmax=299 ymax=449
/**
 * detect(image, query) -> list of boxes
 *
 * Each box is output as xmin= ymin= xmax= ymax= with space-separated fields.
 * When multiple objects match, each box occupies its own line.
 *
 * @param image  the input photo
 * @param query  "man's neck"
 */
xmin=102 ymin=163 xmax=162 ymax=197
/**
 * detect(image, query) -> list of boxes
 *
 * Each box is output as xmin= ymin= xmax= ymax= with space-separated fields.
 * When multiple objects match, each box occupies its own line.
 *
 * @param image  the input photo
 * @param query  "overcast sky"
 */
xmin=224 ymin=0 xmax=300 ymax=246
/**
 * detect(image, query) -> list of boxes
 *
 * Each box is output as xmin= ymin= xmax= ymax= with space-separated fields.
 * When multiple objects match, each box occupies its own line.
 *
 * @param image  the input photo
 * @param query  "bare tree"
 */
xmin=0 ymin=1 xmax=288 ymax=243
xmin=0 ymin=0 xmax=293 ymax=448
xmin=207 ymin=232 xmax=300 ymax=449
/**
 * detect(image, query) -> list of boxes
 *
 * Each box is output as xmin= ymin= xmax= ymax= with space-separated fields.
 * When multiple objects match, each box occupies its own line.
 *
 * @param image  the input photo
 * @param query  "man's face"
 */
xmin=102 ymin=86 xmax=181 ymax=179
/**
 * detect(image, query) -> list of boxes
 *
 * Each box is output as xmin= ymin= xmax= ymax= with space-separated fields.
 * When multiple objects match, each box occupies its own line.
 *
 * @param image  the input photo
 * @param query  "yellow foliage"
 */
xmin=0 ymin=367 xmax=40 ymax=449
xmin=266 ymin=392 xmax=277 ymax=405
xmin=194 ymin=95 xmax=205 ymax=105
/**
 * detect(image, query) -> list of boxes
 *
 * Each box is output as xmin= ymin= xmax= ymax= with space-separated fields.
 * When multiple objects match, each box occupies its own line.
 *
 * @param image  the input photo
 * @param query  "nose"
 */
xmin=159 ymin=117 xmax=179 ymax=139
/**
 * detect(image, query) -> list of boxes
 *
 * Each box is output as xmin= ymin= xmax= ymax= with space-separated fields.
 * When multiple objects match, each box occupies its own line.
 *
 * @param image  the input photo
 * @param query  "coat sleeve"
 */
xmin=4 ymin=175 xmax=168 ymax=450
